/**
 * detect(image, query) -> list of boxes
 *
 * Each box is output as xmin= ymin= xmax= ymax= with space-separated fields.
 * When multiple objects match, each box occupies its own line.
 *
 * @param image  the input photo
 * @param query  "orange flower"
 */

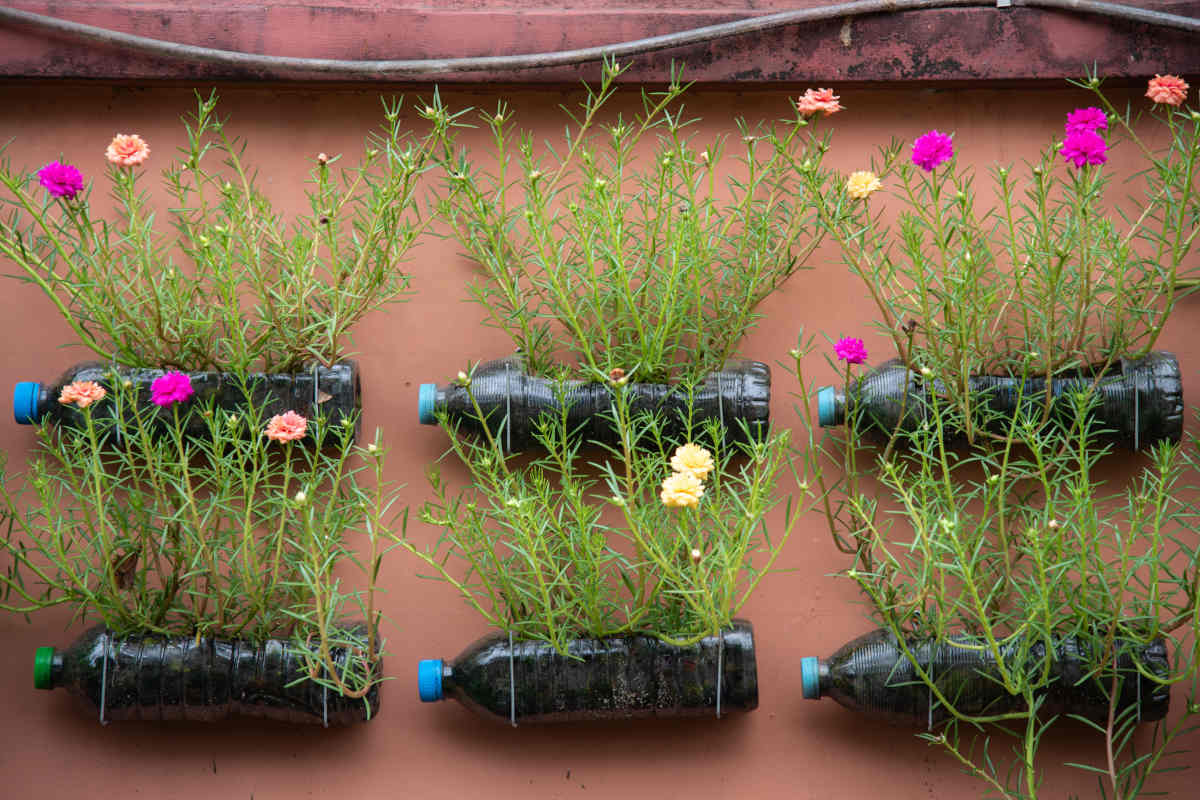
xmin=1146 ymin=75 xmax=1189 ymax=107
xmin=796 ymin=88 xmax=844 ymax=118
xmin=105 ymin=134 xmax=151 ymax=166
xmin=58 ymin=380 xmax=107 ymax=409
xmin=264 ymin=410 xmax=308 ymax=442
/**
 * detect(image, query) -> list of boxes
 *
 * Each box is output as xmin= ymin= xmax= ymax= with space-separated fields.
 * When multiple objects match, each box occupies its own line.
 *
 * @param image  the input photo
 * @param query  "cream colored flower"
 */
xmin=846 ymin=170 xmax=882 ymax=200
xmin=670 ymin=443 xmax=715 ymax=482
xmin=660 ymin=471 xmax=704 ymax=509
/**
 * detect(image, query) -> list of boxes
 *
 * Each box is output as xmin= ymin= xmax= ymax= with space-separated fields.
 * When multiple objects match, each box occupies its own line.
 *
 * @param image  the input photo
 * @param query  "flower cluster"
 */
xmin=796 ymin=88 xmax=844 ymax=118
xmin=58 ymin=380 xmax=106 ymax=409
xmin=660 ymin=443 xmax=714 ymax=509
xmin=1059 ymin=106 xmax=1109 ymax=169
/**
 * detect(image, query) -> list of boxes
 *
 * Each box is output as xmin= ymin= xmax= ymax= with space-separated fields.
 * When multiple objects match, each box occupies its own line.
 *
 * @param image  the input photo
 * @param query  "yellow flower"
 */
xmin=670 ymin=443 xmax=715 ymax=481
xmin=846 ymin=170 xmax=882 ymax=200
xmin=660 ymin=472 xmax=704 ymax=509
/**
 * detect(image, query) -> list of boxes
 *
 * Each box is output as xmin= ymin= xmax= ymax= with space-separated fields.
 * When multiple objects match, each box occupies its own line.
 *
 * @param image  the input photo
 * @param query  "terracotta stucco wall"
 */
xmin=0 ymin=80 xmax=1196 ymax=799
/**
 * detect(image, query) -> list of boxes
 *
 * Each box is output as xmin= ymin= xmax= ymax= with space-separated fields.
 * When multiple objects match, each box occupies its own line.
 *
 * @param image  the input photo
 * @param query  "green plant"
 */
xmin=795 ymin=334 xmax=1200 ymax=798
xmin=802 ymin=73 xmax=1198 ymax=433
xmin=406 ymin=372 xmax=806 ymax=651
xmin=0 ymin=379 xmax=406 ymax=705
xmin=0 ymin=90 xmax=435 ymax=373
xmin=431 ymin=60 xmax=825 ymax=385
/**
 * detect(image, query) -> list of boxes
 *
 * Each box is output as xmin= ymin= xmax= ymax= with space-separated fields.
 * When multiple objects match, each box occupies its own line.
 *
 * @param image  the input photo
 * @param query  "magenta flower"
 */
xmin=150 ymin=371 xmax=195 ymax=407
xmin=1059 ymin=130 xmax=1108 ymax=169
xmin=911 ymin=130 xmax=954 ymax=172
xmin=834 ymin=337 xmax=868 ymax=365
xmin=37 ymin=161 xmax=84 ymax=199
xmin=1064 ymin=107 xmax=1107 ymax=136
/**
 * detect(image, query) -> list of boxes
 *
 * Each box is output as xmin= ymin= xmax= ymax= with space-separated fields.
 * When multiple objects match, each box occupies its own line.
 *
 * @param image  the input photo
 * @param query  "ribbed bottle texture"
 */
xmin=819 ymin=352 xmax=1182 ymax=450
xmin=804 ymin=628 xmax=1169 ymax=727
xmin=419 ymin=358 xmax=770 ymax=452
xmin=36 ymin=625 xmax=380 ymax=725
xmin=421 ymin=620 xmax=758 ymax=723
xmin=13 ymin=361 xmax=361 ymax=441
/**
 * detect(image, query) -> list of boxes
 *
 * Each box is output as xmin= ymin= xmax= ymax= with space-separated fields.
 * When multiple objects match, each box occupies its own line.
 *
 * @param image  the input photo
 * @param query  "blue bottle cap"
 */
xmin=418 ymin=659 xmax=444 ymax=702
xmin=13 ymin=382 xmax=41 ymax=425
xmin=801 ymin=656 xmax=821 ymax=700
xmin=816 ymin=386 xmax=836 ymax=427
xmin=418 ymin=384 xmax=438 ymax=425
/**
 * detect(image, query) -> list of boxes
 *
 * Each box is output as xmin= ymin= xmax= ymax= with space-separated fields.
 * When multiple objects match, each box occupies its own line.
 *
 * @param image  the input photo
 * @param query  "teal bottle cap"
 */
xmin=418 ymin=659 xmax=444 ymax=702
xmin=800 ymin=656 xmax=821 ymax=700
xmin=14 ymin=381 xmax=41 ymax=425
xmin=816 ymin=386 xmax=836 ymax=427
xmin=418 ymin=384 xmax=437 ymax=425
xmin=33 ymin=646 xmax=54 ymax=690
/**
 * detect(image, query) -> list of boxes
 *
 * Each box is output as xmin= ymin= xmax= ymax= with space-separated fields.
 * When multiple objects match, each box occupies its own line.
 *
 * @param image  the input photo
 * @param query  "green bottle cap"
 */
xmin=33 ymin=646 xmax=55 ymax=690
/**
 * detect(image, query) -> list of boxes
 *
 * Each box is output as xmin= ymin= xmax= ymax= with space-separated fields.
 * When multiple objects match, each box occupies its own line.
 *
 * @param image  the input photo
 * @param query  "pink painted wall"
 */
xmin=0 ymin=80 xmax=1196 ymax=799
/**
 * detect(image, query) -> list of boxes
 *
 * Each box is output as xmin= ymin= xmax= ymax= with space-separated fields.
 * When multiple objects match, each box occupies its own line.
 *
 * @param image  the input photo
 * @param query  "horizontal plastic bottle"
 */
xmin=801 ymin=628 xmax=1169 ymax=726
xmin=418 ymin=621 xmax=758 ymax=723
xmin=34 ymin=624 xmax=380 ymax=725
xmin=816 ymin=351 xmax=1182 ymax=450
xmin=14 ymin=361 xmax=360 ymax=440
xmin=418 ymin=357 xmax=770 ymax=452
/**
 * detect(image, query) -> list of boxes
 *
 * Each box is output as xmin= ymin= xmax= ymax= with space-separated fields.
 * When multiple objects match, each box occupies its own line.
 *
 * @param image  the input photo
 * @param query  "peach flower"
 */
xmin=58 ymin=380 xmax=107 ymax=409
xmin=796 ymin=88 xmax=844 ymax=118
xmin=265 ymin=410 xmax=308 ymax=442
xmin=1146 ymin=75 xmax=1189 ymax=107
xmin=660 ymin=471 xmax=704 ymax=509
xmin=105 ymin=134 xmax=151 ymax=166
xmin=670 ymin=443 xmax=715 ymax=482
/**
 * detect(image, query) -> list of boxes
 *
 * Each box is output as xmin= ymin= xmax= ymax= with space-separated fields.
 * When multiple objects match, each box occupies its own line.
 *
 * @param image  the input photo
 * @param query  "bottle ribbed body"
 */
xmin=817 ymin=628 xmax=1169 ymax=727
xmin=444 ymin=621 xmax=757 ymax=723
xmin=48 ymin=625 xmax=379 ymax=725
xmin=428 ymin=358 xmax=770 ymax=452
xmin=21 ymin=361 xmax=361 ymax=441
xmin=833 ymin=352 xmax=1181 ymax=450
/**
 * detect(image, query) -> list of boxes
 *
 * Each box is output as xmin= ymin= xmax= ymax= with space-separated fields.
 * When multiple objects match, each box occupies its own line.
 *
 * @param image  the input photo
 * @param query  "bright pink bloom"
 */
xmin=796 ymin=88 xmax=844 ymax=118
xmin=1146 ymin=74 xmax=1188 ymax=106
xmin=264 ymin=410 xmax=308 ymax=442
xmin=834 ymin=337 xmax=868 ymax=365
xmin=37 ymin=161 xmax=84 ymax=199
xmin=150 ymin=371 xmax=194 ymax=407
xmin=1059 ymin=130 xmax=1108 ymax=168
xmin=911 ymin=130 xmax=954 ymax=172
xmin=1064 ymin=107 xmax=1107 ymax=135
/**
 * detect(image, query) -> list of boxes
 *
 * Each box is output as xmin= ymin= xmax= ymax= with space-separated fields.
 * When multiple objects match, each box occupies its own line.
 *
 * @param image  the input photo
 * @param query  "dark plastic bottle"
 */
xmin=417 ymin=621 xmax=758 ymax=723
xmin=801 ymin=628 xmax=1169 ymax=726
xmin=33 ymin=624 xmax=381 ymax=725
xmin=418 ymin=357 xmax=770 ymax=452
xmin=13 ymin=361 xmax=361 ymax=441
xmin=816 ymin=352 xmax=1182 ymax=450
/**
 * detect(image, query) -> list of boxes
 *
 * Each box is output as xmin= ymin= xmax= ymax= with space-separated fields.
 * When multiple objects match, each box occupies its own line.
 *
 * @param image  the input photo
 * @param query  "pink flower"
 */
xmin=265 ymin=410 xmax=308 ymax=442
xmin=58 ymin=380 xmax=107 ymax=409
xmin=37 ymin=161 xmax=84 ymax=199
xmin=105 ymin=134 xmax=150 ymax=167
xmin=834 ymin=337 xmax=868 ymax=365
xmin=911 ymin=130 xmax=954 ymax=172
xmin=1064 ymin=107 xmax=1107 ymax=135
xmin=796 ymin=88 xmax=844 ymax=118
xmin=1146 ymin=74 xmax=1189 ymax=106
xmin=150 ymin=371 xmax=194 ymax=407
xmin=1059 ymin=130 xmax=1108 ymax=168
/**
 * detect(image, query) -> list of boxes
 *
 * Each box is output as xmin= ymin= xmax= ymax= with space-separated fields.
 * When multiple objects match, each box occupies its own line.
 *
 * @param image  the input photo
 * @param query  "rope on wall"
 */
xmin=0 ymin=1 xmax=1196 ymax=78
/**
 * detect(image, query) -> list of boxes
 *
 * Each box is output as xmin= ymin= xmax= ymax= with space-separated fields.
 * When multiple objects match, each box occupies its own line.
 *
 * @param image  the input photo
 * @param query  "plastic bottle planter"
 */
xmin=34 ymin=624 xmax=380 ymax=725
xmin=418 ymin=357 xmax=770 ymax=452
xmin=801 ymin=628 xmax=1169 ymax=727
xmin=13 ymin=361 xmax=361 ymax=442
xmin=816 ymin=351 xmax=1182 ymax=451
xmin=418 ymin=620 xmax=758 ymax=724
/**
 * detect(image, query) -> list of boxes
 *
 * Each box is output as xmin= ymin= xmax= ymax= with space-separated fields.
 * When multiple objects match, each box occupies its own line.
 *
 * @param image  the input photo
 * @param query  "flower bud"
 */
xmin=690 ymin=548 xmax=702 ymax=565
xmin=294 ymin=490 xmax=308 ymax=505
xmin=367 ymin=442 xmax=379 ymax=454
xmin=317 ymin=152 xmax=329 ymax=165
